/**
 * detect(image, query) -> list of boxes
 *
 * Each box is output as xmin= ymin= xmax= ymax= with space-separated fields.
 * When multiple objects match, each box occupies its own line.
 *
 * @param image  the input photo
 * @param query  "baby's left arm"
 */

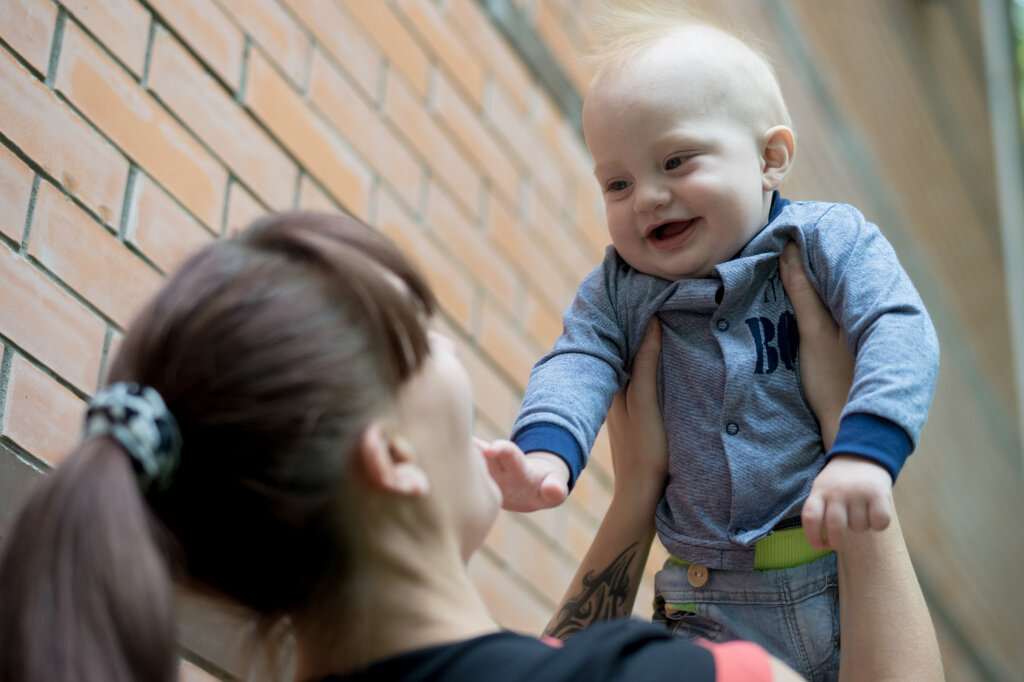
xmin=804 ymin=204 xmax=940 ymax=482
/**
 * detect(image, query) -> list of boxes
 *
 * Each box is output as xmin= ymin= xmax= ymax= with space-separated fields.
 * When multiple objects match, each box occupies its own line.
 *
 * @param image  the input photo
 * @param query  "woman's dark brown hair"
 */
xmin=0 ymin=212 xmax=436 ymax=681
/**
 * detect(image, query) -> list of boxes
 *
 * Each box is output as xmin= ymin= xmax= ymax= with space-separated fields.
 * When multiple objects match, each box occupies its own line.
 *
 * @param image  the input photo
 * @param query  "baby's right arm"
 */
xmin=510 ymin=256 xmax=635 ymax=502
xmin=479 ymin=441 xmax=571 ymax=511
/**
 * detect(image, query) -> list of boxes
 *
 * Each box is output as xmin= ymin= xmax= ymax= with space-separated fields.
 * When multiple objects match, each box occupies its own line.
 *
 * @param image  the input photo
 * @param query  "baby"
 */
xmin=484 ymin=3 xmax=939 ymax=680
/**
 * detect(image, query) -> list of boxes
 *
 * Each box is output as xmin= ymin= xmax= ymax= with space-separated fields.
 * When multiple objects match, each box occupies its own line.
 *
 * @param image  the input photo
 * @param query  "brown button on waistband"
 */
xmin=687 ymin=564 xmax=710 ymax=588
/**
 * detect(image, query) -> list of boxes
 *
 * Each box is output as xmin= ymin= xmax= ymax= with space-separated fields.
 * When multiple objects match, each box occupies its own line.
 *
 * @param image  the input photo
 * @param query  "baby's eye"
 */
xmin=665 ymin=157 xmax=684 ymax=170
xmin=606 ymin=180 xmax=630 ymax=192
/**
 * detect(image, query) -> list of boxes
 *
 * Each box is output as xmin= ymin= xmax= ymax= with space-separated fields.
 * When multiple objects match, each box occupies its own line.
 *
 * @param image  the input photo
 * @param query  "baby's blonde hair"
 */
xmin=584 ymin=0 xmax=793 ymax=132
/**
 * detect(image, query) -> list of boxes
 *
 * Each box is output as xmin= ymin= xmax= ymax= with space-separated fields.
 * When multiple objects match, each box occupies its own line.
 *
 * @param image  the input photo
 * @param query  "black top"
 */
xmin=313 ymin=619 xmax=725 ymax=682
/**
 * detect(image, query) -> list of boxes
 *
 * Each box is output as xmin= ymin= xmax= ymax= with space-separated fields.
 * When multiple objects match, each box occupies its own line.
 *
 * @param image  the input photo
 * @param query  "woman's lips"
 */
xmin=648 ymin=218 xmax=698 ymax=250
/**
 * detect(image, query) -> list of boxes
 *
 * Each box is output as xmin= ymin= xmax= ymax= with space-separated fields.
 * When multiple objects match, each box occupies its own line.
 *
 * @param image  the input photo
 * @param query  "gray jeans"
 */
xmin=653 ymin=553 xmax=839 ymax=682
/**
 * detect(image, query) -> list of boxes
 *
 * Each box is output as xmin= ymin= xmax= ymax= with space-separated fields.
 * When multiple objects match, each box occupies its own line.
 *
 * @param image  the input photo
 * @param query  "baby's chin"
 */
xmin=621 ymin=255 xmax=715 ymax=282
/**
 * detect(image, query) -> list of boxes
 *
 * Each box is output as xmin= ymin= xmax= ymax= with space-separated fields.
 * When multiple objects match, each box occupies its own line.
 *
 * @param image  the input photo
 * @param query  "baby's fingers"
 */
xmin=802 ymin=492 xmax=827 ymax=551
xmin=539 ymin=473 xmax=569 ymax=505
xmin=824 ymin=501 xmax=848 ymax=552
xmin=847 ymin=499 xmax=870 ymax=533
xmin=868 ymin=494 xmax=893 ymax=532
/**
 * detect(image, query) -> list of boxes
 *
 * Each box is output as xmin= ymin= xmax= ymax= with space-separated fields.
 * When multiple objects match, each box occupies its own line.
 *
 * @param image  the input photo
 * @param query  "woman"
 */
xmin=0 ymin=212 xmax=939 ymax=681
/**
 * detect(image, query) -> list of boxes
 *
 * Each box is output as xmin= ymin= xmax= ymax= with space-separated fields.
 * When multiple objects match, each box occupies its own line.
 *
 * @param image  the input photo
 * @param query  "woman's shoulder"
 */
xmin=313 ymin=619 xmax=768 ymax=682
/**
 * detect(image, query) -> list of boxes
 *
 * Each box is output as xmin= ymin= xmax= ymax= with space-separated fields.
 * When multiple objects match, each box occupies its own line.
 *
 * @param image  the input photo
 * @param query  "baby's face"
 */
xmin=583 ymin=46 xmax=774 ymax=281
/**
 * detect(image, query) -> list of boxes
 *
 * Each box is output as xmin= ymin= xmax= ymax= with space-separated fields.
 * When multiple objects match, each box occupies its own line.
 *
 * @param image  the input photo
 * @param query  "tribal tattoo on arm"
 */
xmin=544 ymin=542 xmax=639 ymax=640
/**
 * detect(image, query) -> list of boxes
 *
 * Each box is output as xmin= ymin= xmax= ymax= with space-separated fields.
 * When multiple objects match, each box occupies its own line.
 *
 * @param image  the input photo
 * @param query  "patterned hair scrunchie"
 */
xmin=84 ymin=382 xmax=182 ymax=493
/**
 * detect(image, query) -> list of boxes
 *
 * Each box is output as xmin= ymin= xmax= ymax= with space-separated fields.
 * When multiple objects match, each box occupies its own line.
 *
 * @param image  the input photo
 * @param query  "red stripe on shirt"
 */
xmin=696 ymin=639 xmax=774 ymax=681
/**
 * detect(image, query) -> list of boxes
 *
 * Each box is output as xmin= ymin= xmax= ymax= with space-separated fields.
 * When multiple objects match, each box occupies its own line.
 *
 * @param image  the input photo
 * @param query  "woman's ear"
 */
xmin=761 ymin=126 xmax=795 ymax=191
xmin=355 ymin=424 xmax=430 ymax=497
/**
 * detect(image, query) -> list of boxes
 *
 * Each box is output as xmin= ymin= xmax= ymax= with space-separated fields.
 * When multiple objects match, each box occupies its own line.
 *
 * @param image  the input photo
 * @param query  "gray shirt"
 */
xmin=512 ymin=196 xmax=939 ymax=570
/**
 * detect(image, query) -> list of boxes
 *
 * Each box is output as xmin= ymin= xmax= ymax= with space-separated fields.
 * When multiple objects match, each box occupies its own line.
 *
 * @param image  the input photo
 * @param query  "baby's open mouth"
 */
xmin=650 ymin=219 xmax=696 ymax=242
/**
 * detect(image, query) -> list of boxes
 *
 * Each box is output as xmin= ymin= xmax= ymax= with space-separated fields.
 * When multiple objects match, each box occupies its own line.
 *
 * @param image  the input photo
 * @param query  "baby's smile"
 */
xmin=647 ymin=218 xmax=699 ymax=250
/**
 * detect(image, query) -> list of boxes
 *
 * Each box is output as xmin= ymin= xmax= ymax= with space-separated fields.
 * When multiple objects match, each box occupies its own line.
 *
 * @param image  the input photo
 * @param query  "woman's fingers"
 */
xmin=779 ymin=242 xmax=833 ymax=336
xmin=625 ymin=318 xmax=663 ymax=414
xmin=779 ymin=242 xmax=853 ymax=449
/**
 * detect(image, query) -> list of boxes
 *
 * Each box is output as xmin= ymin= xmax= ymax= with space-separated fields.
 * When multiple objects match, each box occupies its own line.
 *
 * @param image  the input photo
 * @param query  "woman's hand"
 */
xmin=778 ymin=242 xmax=853 ymax=449
xmin=779 ymin=242 xmax=892 ymax=551
xmin=545 ymin=317 xmax=666 ymax=639
xmin=606 ymin=318 xmax=668 ymax=501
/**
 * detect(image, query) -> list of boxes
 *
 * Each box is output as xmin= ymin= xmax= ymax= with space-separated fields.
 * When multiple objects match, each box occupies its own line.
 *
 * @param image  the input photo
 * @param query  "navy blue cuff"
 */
xmin=512 ymin=423 xmax=584 ymax=490
xmin=828 ymin=413 xmax=913 ymax=482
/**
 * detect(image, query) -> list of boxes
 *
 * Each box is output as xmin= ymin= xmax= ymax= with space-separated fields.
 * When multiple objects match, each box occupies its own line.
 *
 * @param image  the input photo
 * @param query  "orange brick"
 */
xmin=0 ymin=0 xmax=57 ymax=74
xmin=532 ymin=0 xmax=591 ymax=93
xmin=485 ymin=82 xmax=552 ymax=181
xmin=224 ymin=180 xmax=267 ymax=236
xmin=568 ymin=459 xmax=612 ymax=522
xmin=281 ymin=0 xmax=381 ymax=100
xmin=503 ymin=515 xmax=576 ymax=604
xmin=446 ymin=0 xmax=531 ymax=111
xmin=479 ymin=299 xmax=540 ymax=391
xmin=147 ymin=27 xmax=296 ymax=210
xmin=424 ymin=182 xmax=518 ymax=312
xmin=0 ymin=144 xmax=34 ymax=244
xmin=468 ymin=552 xmax=551 ymax=634
xmin=521 ymin=289 xmax=563 ymax=353
xmin=103 ymin=331 xmax=123 ymax=383
xmin=0 ymin=47 xmax=128 ymax=227
xmin=2 ymin=354 xmax=86 ymax=467
xmin=376 ymin=188 xmax=474 ymax=332
xmin=296 ymin=174 xmax=341 ymax=215
xmin=146 ymin=0 xmax=244 ymax=91
xmin=454 ymin=336 xmax=520 ymax=434
xmin=588 ymin=427 xmax=613 ymax=483
xmin=0 ymin=241 xmax=106 ymax=392
xmin=528 ymin=193 xmax=598 ymax=284
xmin=245 ymin=50 xmax=372 ymax=221
xmin=487 ymin=195 xmax=574 ymax=311
xmin=433 ymin=71 xmax=522 ymax=207
xmin=178 ymin=660 xmax=222 ymax=682
xmin=525 ymin=503 xmax=572 ymax=549
xmin=308 ymin=51 xmax=423 ymax=212
xmin=394 ymin=0 xmax=484 ymax=108
xmin=383 ymin=69 xmax=481 ymax=218
xmin=218 ymin=0 xmax=309 ymax=87
xmin=54 ymin=22 xmax=228 ymax=228
xmin=340 ymin=0 xmax=430 ymax=99
xmin=574 ymin=182 xmax=610 ymax=259
xmin=128 ymin=173 xmax=215 ymax=274
xmin=530 ymin=100 xmax=575 ymax=209
xmin=61 ymin=0 xmax=151 ymax=76
xmin=29 ymin=182 xmax=163 ymax=329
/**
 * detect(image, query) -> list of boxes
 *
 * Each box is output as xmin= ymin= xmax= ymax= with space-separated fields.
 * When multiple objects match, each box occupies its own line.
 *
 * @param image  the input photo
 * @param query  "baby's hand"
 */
xmin=478 ymin=439 xmax=570 ymax=512
xmin=802 ymin=455 xmax=892 ymax=552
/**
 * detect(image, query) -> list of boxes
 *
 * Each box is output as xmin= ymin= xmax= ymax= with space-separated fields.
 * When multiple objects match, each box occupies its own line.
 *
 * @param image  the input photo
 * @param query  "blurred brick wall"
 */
xmin=0 ymin=1 xmax=1021 ymax=681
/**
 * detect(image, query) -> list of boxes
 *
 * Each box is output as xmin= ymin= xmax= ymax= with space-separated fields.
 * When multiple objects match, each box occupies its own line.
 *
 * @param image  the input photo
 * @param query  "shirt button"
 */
xmin=716 ymin=319 xmax=729 ymax=331
xmin=725 ymin=422 xmax=739 ymax=435
xmin=687 ymin=564 xmax=710 ymax=588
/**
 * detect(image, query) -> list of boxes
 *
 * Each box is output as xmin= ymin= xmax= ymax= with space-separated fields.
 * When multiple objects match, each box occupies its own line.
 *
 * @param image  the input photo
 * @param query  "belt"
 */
xmin=661 ymin=524 xmax=833 ymax=615
xmin=667 ymin=524 xmax=833 ymax=573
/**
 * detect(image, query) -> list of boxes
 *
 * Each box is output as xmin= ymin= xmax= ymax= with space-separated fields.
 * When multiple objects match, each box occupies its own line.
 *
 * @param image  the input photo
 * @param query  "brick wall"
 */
xmin=0 ymin=0 xmax=625 ymax=679
xmin=0 ymin=1 xmax=1021 ymax=681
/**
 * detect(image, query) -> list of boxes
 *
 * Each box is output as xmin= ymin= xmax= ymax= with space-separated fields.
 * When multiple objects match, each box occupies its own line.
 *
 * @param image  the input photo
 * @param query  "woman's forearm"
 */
xmin=837 ymin=501 xmax=943 ymax=682
xmin=543 ymin=484 xmax=660 ymax=639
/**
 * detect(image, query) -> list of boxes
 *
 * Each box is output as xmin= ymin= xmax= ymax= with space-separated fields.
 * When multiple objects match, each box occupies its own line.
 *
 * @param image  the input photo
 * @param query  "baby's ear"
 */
xmin=761 ymin=126 xmax=795 ymax=191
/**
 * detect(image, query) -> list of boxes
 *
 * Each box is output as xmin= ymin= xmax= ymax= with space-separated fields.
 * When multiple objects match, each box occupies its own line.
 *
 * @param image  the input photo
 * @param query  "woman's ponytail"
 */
xmin=0 ymin=438 xmax=177 ymax=682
